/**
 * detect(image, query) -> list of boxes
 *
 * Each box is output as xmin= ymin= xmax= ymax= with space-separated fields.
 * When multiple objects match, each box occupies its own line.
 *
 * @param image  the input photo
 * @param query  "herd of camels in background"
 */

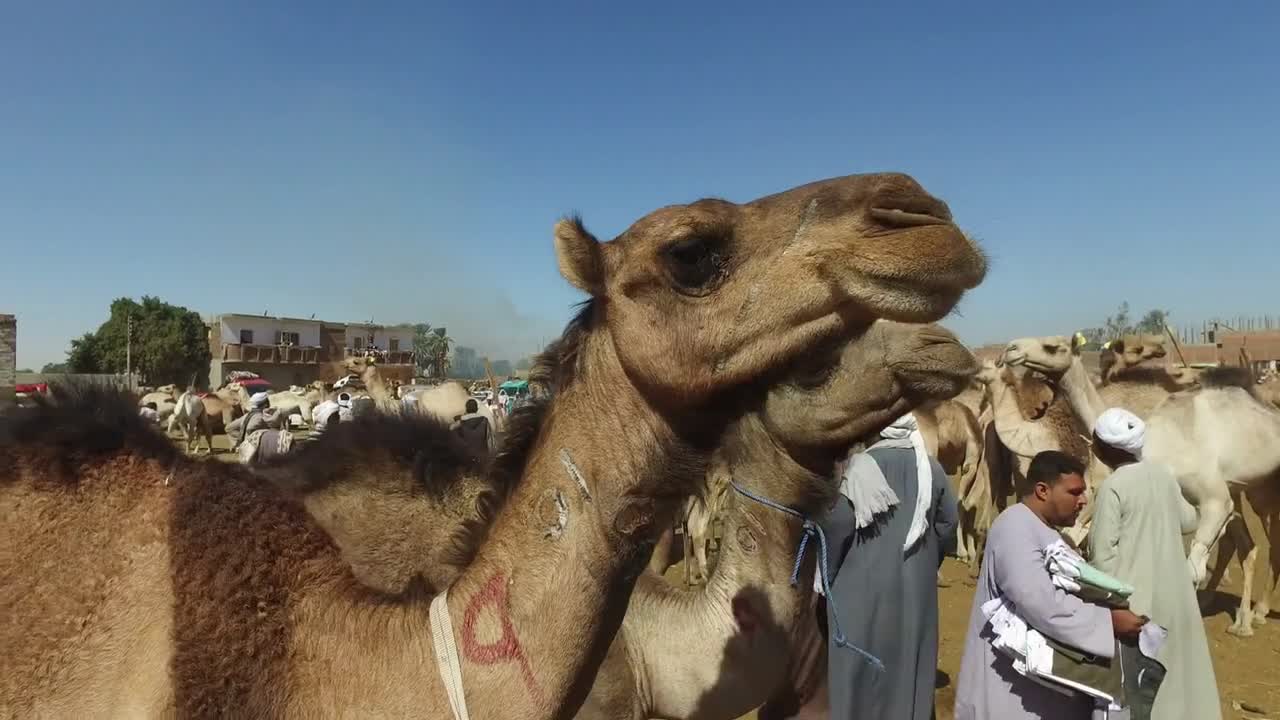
xmin=2 ymin=170 xmax=1279 ymax=719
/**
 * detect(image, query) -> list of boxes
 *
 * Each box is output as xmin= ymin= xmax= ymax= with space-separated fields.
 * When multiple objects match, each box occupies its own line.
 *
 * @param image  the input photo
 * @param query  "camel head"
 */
xmin=755 ymin=321 xmax=978 ymax=470
xmin=1112 ymin=334 xmax=1167 ymax=366
xmin=1001 ymin=335 xmax=1075 ymax=378
xmin=1101 ymin=333 xmax=1167 ymax=382
xmin=984 ymin=343 xmax=1060 ymax=421
xmin=555 ymin=172 xmax=988 ymax=403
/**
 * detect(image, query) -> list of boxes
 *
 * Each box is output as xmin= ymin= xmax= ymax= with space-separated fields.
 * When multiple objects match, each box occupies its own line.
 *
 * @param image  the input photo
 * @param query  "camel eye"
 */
xmin=663 ymin=236 xmax=725 ymax=293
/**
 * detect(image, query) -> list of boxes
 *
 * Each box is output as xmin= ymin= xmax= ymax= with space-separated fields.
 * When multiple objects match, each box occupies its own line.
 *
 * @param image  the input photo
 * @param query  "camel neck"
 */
xmin=636 ymin=426 xmax=822 ymax=720
xmin=1058 ymin=358 xmax=1106 ymax=434
xmin=442 ymin=335 xmax=701 ymax=720
xmin=988 ymin=372 xmax=1059 ymax=459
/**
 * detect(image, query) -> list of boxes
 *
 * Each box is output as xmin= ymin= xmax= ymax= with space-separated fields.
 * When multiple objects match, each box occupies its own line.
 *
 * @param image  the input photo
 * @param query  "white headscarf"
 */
xmin=838 ymin=412 xmax=934 ymax=553
xmin=249 ymin=392 xmax=270 ymax=410
xmin=1095 ymin=407 xmax=1145 ymax=459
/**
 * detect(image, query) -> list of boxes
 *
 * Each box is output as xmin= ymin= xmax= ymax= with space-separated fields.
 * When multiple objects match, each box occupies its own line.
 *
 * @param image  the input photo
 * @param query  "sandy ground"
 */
xmin=186 ymin=431 xmax=1278 ymax=718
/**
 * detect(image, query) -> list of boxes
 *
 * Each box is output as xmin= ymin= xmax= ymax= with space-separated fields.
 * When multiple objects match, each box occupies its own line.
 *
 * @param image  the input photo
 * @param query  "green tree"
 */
xmin=491 ymin=359 xmax=513 ymax=377
xmin=40 ymin=362 xmax=70 ymax=374
xmin=1104 ymin=302 xmax=1134 ymax=341
xmin=65 ymin=296 xmax=210 ymax=386
xmin=412 ymin=323 xmax=454 ymax=380
xmin=1135 ymin=309 xmax=1171 ymax=334
xmin=67 ymin=332 xmax=105 ymax=372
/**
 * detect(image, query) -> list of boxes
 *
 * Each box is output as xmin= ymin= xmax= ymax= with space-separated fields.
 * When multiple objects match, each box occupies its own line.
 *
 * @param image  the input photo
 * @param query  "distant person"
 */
xmin=1089 ymin=408 xmax=1221 ymax=720
xmin=451 ymin=398 xmax=494 ymax=460
xmin=227 ymin=392 xmax=270 ymax=447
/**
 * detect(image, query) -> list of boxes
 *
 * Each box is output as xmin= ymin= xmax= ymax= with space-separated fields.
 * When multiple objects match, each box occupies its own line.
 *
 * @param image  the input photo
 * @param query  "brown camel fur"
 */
xmin=0 ymin=171 xmax=987 ymax=718
xmin=1098 ymin=333 xmax=1167 ymax=384
xmin=576 ymin=321 xmax=979 ymax=720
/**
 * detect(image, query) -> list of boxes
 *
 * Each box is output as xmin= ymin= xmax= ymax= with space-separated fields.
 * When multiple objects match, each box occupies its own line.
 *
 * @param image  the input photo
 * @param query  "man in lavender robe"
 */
xmin=954 ymin=451 xmax=1148 ymax=719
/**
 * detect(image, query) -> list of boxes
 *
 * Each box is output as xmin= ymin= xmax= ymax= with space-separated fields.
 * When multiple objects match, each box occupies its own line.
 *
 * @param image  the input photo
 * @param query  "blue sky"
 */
xmin=3 ymin=1 xmax=1277 ymax=368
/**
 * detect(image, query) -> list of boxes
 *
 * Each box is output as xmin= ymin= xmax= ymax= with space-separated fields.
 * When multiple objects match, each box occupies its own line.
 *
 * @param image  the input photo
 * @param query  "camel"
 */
xmin=574 ymin=320 xmax=979 ymax=720
xmin=0 ymin=171 xmax=988 ymax=718
xmin=1004 ymin=335 xmax=1280 ymax=636
xmin=166 ymin=389 xmax=214 ymax=454
xmin=914 ymin=398 xmax=984 ymax=566
xmin=1098 ymin=333 xmax=1167 ymax=384
xmin=405 ymin=381 xmax=500 ymax=434
xmin=224 ymin=383 xmax=323 ymax=429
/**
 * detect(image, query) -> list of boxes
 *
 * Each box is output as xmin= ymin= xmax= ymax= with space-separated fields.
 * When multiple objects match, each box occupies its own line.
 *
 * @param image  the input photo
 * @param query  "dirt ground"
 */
xmin=187 ymin=431 xmax=1278 ymax=718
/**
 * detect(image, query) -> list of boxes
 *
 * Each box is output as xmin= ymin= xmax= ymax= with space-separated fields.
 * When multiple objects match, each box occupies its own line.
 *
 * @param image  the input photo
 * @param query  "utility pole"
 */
xmin=126 ymin=313 xmax=133 ymax=391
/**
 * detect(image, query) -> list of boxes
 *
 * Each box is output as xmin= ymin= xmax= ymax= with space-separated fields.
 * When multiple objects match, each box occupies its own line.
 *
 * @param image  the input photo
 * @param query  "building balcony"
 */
xmin=344 ymin=347 xmax=416 ymax=365
xmin=220 ymin=343 xmax=322 ymax=364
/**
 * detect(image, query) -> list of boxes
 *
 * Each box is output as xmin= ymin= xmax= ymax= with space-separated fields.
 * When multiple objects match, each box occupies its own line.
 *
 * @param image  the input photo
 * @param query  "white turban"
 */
xmin=249 ymin=392 xmax=270 ymax=409
xmin=1095 ymin=407 xmax=1145 ymax=458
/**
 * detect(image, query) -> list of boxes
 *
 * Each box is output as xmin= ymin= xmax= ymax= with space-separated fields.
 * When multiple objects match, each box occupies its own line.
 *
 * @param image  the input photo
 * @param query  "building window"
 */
xmin=354 ymin=336 xmax=364 ymax=350
xmin=390 ymin=338 xmax=400 ymax=352
xmin=239 ymin=329 xmax=254 ymax=344
xmin=275 ymin=331 xmax=300 ymax=346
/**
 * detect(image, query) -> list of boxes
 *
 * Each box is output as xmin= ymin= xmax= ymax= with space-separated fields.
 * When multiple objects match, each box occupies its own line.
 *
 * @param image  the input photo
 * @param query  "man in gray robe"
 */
xmin=1090 ymin=408 xmax=1222 ymax=720
xmin=954 ymin=450 xmax=1148 ymax=719
xmin=819 ymin=413 xmax=959 ymax=720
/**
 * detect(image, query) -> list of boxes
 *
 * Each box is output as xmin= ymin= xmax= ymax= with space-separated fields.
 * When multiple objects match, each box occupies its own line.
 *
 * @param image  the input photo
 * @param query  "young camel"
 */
xmin=0 ymin=171 xmax=988 ymax=718
xmin=574 ymin=320 xmax=979 ymax=720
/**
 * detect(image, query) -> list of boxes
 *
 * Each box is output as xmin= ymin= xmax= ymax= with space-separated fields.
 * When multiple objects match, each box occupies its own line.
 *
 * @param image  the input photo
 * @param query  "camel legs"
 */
xmin=1188 ymin=484 xmax=1234 ymax=587
xmin=1246 ymin=483 xmax=1280 ymax=626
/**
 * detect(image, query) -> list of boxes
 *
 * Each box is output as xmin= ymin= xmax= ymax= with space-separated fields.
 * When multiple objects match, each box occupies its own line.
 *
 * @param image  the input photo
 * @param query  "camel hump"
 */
xmin=1 ymin=380 xmax=179 ymax=468
xmin=1197 ymin=366 xmax=1255 ymax=391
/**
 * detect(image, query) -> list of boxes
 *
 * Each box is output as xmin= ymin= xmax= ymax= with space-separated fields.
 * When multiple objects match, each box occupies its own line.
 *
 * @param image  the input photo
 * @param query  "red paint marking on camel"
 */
xmin=461 ymin=572 xmax=541 ymax=698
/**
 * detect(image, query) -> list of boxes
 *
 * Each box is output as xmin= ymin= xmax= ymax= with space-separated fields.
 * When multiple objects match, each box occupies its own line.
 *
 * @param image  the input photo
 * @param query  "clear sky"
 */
xmin=3 ymin=1 xmax=1277 ymax=369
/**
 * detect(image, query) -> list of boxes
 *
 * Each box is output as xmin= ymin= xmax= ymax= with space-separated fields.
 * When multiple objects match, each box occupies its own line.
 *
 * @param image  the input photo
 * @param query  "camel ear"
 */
xmin=554 ymin=216 xmax=605 ymax=296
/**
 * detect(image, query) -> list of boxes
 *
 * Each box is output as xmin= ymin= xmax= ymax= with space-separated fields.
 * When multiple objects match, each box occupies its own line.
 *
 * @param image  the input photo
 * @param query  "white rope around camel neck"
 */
xmin=430 ymin=588 xmax=469 ymax=720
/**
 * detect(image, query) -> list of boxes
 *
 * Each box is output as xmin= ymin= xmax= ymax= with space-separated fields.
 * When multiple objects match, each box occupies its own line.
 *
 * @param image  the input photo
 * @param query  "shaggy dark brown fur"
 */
xmin=0 ymin=381 xmax=179 ymax=483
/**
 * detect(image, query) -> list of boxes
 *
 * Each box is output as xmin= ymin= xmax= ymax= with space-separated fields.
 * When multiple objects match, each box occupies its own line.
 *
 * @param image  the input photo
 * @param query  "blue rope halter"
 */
xmin=730 ymin=480 xmax=885 ymax=672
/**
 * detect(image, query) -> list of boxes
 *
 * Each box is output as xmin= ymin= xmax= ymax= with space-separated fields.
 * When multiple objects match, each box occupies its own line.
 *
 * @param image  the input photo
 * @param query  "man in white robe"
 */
xmin=955 ymin=450 xmax=1147 ymax=719
xmin=1089 ymin=408 xmax=1222 ymax=720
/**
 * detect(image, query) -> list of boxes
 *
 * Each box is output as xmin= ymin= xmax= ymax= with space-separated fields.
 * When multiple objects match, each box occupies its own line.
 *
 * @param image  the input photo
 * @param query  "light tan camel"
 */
xmin=0 ymin=171 xmax=987 ymax=717
xmin=167 ymin=389 xmax=214 ymax=454
xmin=1004 ymin=335 xmax=1280 ymax=636
xmin=914 ymin=398 xmax=984 ymax=566
xmin=225 ymin=382 xmax=323 ymax=428
xmin=575 ymin=320 xmax=979 ymax=720
xmin=1099 ymin=333 xmax=1167 ymax=384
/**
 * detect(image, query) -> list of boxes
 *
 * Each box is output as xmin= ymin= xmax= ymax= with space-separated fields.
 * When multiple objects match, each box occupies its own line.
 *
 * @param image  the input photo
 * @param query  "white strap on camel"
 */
xmin=430 ymin=589 xmax=470 ymax=720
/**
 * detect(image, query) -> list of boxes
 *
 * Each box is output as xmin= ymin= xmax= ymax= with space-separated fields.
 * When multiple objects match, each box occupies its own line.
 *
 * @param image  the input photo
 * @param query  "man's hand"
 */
xmin=1111 ymin=609 xmax=1148 ymax=639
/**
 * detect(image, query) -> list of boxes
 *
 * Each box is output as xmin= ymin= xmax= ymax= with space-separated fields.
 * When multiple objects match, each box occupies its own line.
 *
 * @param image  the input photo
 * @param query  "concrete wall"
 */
xmin=345 ymin=325 xmax=415 ymax=352
xmin=218 ymin=316 xmax=322 ymax=347
xmin=0 ymin=314 xmax=14 ymax=410
xmin=210 ymin=360 xmax=323 ymax=389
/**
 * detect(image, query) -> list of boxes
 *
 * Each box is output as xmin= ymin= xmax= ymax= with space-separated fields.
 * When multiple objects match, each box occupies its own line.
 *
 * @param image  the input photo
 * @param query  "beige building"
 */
xmin=0 ymin=314 xmax=14 ymax=410
xmin=208 ymin=313 xmax=416 ymax=389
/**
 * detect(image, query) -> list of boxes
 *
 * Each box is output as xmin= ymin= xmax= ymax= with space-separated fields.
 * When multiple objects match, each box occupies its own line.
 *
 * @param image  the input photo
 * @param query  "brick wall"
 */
xmin=0 ymin=314 xmax=15 ymax=410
